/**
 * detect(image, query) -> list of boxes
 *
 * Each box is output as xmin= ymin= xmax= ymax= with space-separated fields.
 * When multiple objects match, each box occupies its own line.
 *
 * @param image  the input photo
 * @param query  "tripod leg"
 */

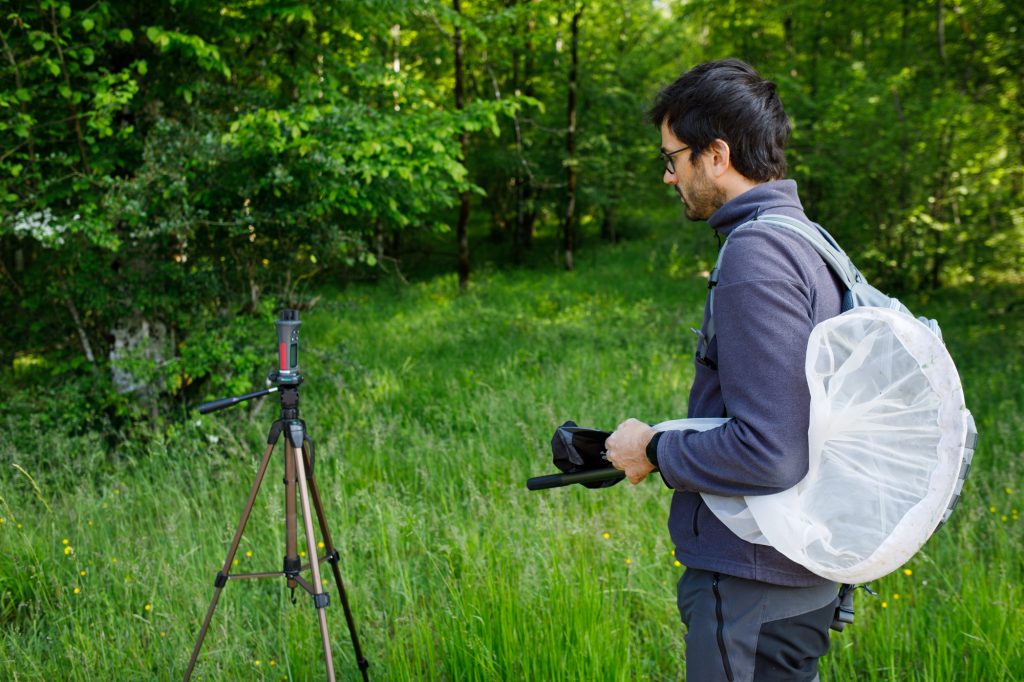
xmin=183 ymin=439 xmax=278 ymax=682
xmin=285 ymin=441 xmax=299 ymax=592
xmin=303 ymin=444 xmax=370 ymax=681
xmin=293 ymin=442 xmax=337 ymax=682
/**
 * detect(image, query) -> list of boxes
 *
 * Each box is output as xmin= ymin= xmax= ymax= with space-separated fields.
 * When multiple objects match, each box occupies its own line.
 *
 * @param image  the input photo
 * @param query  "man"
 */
xmin=605 ymin=59 xmax=843 ymax=681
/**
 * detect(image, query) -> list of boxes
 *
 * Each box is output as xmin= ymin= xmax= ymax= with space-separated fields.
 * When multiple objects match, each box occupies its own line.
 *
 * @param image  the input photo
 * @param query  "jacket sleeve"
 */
xmin=657 ymin=227 xmax=817 ymax=497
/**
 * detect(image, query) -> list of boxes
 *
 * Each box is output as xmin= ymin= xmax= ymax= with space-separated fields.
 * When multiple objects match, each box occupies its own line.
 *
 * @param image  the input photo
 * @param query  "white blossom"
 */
xmin=9 ymin=208 xmax=72 ymax=247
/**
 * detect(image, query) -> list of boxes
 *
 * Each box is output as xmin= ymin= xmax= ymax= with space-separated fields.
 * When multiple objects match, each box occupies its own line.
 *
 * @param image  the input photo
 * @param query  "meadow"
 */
xmin=1 ymin=224 xmax=1021 ymax=680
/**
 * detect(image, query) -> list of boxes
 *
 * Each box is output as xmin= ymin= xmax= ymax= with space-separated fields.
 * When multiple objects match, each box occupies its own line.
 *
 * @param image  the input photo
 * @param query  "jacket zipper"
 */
xmin=712 ymin=573 xmax=735 ymax=682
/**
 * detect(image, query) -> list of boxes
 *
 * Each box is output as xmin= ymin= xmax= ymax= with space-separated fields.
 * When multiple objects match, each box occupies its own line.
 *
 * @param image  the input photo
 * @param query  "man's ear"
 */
xmin=705 ymin=138 xmax=732 ymax=179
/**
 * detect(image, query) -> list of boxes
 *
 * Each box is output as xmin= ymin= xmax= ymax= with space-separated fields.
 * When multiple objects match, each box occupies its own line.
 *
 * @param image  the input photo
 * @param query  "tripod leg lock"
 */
xmin=313 ymin=592 xmax=330 ymax=609
xmin=327 ymin=549 xmax=340 ymax=566
xmin=214 ymin=571 xmax=229 ymax=588
xmin=283 ymin=556 xmax=301 ymax=577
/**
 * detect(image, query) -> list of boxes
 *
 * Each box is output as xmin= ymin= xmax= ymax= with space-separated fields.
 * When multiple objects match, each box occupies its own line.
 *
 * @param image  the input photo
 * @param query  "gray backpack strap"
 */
xmin=695 ymin=214 xmax=860 ymax=368
xmin=758 ymin=214 xmax=941 ymax=335
xmin=756 ymin=214 xmax=864 ymax=290
xmin=693 ymin=218 xmax=758 ymax=368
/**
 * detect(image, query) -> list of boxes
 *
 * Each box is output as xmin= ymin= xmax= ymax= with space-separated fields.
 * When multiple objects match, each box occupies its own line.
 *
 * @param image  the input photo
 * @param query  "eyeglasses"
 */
xmin=660 ymin=145 xmax=691 ymax=174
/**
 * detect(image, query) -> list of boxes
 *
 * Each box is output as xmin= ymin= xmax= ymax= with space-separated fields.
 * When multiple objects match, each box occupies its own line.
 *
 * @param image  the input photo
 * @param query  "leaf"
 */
xmin=118 ymin=28 xmax=133 ymax=42
xmin=59 ymin=4 xmax=71 ymax=19
xmin=48 ymin=61 xmax=61 ymax=77
xmin=81 ymin=17 xmax=94 ymax=32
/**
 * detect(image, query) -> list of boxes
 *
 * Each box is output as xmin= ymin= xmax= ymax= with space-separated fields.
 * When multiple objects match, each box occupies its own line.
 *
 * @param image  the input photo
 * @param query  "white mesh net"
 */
xmin=690 ymin=307 xmax=969 ymax=583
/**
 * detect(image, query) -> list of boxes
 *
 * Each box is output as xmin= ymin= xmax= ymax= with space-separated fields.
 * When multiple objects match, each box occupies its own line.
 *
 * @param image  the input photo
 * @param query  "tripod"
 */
xmin=183 ymin=310 xmax=369 ymax=681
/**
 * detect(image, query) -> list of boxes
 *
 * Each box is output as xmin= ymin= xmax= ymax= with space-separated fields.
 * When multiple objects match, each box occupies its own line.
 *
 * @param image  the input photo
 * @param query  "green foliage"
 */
xmin=0 ymin=0 xmax=516 ymax=427
xmin=0 ymin=0 xmax=1021 ymax=429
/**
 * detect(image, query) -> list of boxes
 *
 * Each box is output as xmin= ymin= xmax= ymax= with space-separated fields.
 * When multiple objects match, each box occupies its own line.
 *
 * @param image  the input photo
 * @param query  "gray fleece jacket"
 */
xmin=657 ymin=179 xmax=842 ymax=587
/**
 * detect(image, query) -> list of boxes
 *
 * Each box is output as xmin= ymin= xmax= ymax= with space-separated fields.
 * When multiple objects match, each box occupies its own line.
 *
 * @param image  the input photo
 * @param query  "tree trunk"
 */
xmin=513 ymin=4 xmax=536 ymax=262
xmin=600 ymin=205 xmax=615 ymax=242
xmin=454 ymin=0 xmax=471 ymax=290
xmin=562 ymin=5 xmax=583 ymax=271
xmin=60 ymin=278 xmax=96 ymax=366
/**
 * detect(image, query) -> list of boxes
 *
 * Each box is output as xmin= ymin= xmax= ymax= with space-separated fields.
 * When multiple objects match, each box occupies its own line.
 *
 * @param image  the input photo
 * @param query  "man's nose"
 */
xmin=663 ymin=168 xmax=677 ymax=185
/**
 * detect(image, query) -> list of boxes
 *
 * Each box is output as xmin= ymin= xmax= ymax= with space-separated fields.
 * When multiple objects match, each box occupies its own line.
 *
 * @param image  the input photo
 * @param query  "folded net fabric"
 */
xmin=668 ymin=308 xmax=970 ymax=583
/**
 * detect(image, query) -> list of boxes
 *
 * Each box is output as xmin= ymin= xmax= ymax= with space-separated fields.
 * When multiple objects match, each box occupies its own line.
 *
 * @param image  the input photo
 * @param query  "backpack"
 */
xmin=686 ymin=213 xmax=978 ymax=590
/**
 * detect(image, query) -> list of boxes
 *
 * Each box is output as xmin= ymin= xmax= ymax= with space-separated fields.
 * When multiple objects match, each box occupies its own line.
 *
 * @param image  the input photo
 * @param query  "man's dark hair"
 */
xmin=648 ymin=59 xmax=790 ymax=182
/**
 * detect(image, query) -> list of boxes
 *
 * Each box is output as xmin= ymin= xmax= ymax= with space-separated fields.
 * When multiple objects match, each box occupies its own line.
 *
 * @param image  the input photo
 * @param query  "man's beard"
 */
xmin=678 ymin=167 xmax=727 ymax=221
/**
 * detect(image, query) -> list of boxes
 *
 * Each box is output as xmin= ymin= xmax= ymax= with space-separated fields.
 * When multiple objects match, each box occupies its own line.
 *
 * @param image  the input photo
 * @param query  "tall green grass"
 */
xmin=1 ymin=225 xmax=1021 ymax=680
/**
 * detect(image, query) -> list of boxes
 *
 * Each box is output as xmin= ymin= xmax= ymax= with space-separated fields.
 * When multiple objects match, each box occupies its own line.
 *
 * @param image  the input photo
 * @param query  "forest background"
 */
xmin=2 ymin=0 xmax=1021 ymax=416
xmin=0 ymin=0 xmax=1022 ymax=680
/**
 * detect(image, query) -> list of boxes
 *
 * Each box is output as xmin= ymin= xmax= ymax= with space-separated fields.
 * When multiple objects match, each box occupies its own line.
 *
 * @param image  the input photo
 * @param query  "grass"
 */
xmin=1 ymin=219 xmax=1021 ymax=680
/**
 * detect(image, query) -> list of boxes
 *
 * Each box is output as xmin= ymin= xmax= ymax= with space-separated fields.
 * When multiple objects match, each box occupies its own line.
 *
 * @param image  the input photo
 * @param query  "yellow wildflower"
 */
xmin=881 ymin=601 xmax=888 ymax=608
xmin=73 ymin=587 xmax=81 ymax=594
xmin=625 ymin=558 xmax=632 ymax=565
xmin=245 ymin=550 xmax=253 ymax=558
xmin=903 ymin=569 xmax=913 ymax=576
xmin=317 ymin=541 xmax=325 ymax=549
xmin=602 ymin=532 xmax=610 ymax=540
xmin=144 ymin=603 xmax=152 ymax=612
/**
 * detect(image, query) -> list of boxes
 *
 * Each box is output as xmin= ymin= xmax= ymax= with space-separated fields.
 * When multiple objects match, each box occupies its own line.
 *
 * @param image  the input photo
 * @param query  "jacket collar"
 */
xmin=707 ymin=179 xmax=805 ymax=237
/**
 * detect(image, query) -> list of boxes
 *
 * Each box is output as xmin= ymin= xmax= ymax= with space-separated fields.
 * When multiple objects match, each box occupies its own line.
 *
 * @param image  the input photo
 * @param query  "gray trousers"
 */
xmin=678 ymin=568 xmax=839 ymax=682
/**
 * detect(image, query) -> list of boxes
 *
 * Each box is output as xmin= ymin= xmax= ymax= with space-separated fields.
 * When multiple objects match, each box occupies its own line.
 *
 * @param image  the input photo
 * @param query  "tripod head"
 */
xmin=198 ymin=308 xmax=304 ymax=415
xmin=276 ymin=308 xmax=301 ymax=384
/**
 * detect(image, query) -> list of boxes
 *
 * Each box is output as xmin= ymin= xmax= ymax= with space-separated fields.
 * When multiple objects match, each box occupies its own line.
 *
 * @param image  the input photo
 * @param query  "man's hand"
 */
xmin=605 ymin=418 xmax=657 ymax=484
